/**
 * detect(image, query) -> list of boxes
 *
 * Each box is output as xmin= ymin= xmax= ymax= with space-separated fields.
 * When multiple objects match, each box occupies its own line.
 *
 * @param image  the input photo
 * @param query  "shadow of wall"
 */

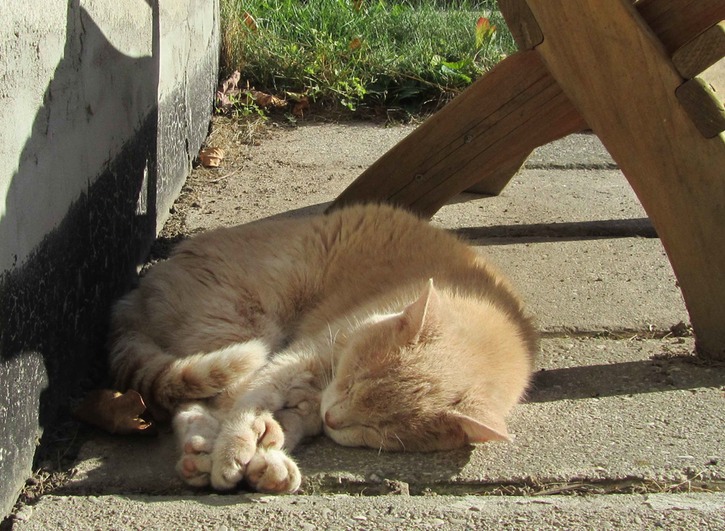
xmin=0 ymin=0 xmax=217 ymax=517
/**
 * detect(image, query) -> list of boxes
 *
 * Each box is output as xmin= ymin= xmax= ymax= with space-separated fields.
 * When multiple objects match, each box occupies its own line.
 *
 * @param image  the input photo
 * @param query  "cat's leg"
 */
xmin=210 ymin=409 xmax=301 ymax=493
xmin=274 ymin=385 xmax=323 ymax=450
xmin=207 ymin=350 xmax=326 ymax=492
xmin=235 ymin=349 xmax=326 ymax=449
xmin=172 ymin=401 xmax=221 ymax=487
xmin=170 ymin=401 xmax=299 ymax=492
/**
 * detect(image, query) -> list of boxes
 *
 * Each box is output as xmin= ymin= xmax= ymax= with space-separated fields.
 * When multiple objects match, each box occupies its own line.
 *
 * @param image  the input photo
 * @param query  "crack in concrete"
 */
xmin=454 ymin=218 xmax=656 ymax=241
xmin=525 ymin=163 xmax=619 ymax=170
xmin=301 ymin=476 xmax=725 ymax=497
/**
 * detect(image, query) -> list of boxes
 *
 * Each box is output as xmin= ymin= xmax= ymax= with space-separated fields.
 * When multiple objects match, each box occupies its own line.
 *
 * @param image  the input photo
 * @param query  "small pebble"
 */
xmin=14 ymin=506 xmax=34 ymax=522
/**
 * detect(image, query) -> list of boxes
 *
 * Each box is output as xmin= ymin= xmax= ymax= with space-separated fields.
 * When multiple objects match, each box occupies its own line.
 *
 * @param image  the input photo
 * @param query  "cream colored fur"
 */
xmin=108 ymin=203 xmax=537 ymax=493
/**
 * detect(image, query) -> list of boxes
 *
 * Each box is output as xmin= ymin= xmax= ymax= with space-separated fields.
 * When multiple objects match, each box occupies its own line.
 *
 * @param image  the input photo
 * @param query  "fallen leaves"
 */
xmin=215 ymin=68 xmax=317 ymax=120
xmin=73 ymin=389 xmax=156 ymax=435
xmin=348 ymin=37 xmax=362 ymax=51
xmin=287 ymin=91 xmax=310 ymax=117
xmin=216 ymin=70 xmax=290 ymax=114
xmin=216 ymin=70 xmax=242 ymax=112
xmin=242 ymin=11 xmax=258 ymax=31
xmin=198 ymin=146 xmax=225 ymax=168
xmin=248 ymin=89 xmax=286 ymax=109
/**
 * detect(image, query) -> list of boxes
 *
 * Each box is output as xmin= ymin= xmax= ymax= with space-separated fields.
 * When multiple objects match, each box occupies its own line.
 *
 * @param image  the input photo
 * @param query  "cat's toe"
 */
xmin=174 ymin=403 xmax=219 ymax=432
xmin=185 ymin=435 xmax=214 ymax=454
xmin=206 ymin=411 xmax=289 ymax=491
xmin=175 ymin=432 xmax=216 ymax=487
xmin=210 ymin=460 xmax=245 ymax=491
xmin=245 ymin=448 xmax=301 ymax=493
xmin=256 ymin=412 xmax=285 ymax=450
xmin=176 ymin=455 xmax=211 ymax=487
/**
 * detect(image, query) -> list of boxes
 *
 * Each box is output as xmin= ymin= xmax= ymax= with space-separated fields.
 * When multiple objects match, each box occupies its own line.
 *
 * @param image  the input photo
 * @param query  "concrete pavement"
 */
xmin=11 ymin=123 xmax=725 ymax=529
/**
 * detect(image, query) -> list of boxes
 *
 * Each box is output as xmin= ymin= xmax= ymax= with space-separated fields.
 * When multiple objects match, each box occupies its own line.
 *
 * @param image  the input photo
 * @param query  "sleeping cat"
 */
xmin=108 ymin=203 xmax=537 ymax=493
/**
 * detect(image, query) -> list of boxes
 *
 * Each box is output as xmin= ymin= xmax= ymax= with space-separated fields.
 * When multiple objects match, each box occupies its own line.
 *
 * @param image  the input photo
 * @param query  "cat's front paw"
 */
xmin=177 ymin=439 xmax=213 ymax=487
xmin=245 ymin=447 xmax=301 ymax=493
xmin=210 ymin=410 xmax=286 ymax=490
xmin=173 ymin=402 xmax=220 ymax=487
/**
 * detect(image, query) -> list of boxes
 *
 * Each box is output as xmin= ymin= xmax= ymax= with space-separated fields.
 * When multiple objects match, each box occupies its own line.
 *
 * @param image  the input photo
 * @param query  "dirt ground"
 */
xmin=151 ymin=114 xmax=416 ymax=261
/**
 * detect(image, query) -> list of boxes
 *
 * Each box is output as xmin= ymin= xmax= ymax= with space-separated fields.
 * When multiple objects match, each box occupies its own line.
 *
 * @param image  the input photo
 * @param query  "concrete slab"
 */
xmin=15 ymin=493 xmax=725 ymax=530
xmin=12 ymin=123 xmax=720 ymax=530
xmin=61 ymin=338 xmax=724 ymax=498
xmin=476 ymin=239 xmax=687 ymax=334
xmin=526 ymin=131 xmax=615 ymax=169
xmin=176 ymin=122 xmax=682 ymax=335
xmin=434 ymin=169 xmax=649 ymax=234
xmin=182 ymin=126 xmax=622 ymax=232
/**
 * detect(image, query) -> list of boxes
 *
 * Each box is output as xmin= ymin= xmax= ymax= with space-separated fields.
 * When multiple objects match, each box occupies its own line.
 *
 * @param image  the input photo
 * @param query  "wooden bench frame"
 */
xmin=330 ymin=0 xmax=725 ymax=359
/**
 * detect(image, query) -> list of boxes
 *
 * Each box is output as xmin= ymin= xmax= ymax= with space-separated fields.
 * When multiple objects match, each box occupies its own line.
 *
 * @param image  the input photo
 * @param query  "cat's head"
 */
xmin=320 ymin=280 xmax=528 ymax=452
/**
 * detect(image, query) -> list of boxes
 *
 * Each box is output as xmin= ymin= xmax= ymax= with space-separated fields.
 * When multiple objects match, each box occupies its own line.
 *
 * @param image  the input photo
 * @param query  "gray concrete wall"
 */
xmin=0 ymin=0 xmax=219 ymax=517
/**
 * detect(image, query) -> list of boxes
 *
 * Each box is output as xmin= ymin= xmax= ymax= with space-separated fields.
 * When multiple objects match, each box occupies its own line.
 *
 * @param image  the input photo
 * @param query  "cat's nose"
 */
xmin=324 ymin=410 xmax=340 ymax=430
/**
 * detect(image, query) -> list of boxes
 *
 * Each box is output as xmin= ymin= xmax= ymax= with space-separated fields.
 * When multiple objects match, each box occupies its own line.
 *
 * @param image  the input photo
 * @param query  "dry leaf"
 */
xmin=243 ymin=12 xmax=258 ymax=31
xmin=199 ymin=147 xmax=225 ymax=168
xmin=73 ymin=389 xmax=155 ymax=435
xmin=220 ymin=70 xmax=241 ymax=94
xmin=292 ymin=96 xmax=310 ymax=118
xmin=249 ymin=90 xmax=287 ymax=108
xmin=216 ymin=71 xmax=242 ymax=112
xmin=349 ymin=37 xmax=362 ymax=51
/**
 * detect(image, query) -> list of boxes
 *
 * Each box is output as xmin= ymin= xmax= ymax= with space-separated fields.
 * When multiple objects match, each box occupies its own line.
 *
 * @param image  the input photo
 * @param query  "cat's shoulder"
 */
xmin=329 ymin=203 xmax=422 ymax=224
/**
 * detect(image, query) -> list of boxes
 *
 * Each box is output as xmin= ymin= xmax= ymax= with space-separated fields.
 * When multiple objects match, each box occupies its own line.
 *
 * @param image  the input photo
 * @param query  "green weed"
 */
xmin=220 ymin=0 xmax=515 ymax=114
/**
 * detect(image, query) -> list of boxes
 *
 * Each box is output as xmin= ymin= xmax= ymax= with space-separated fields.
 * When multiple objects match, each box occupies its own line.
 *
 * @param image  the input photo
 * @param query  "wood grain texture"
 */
xmin=329 ymin=51 xmax=586 ymax=217
xmin=676 ymin=64 xmax=725 ymax=138
xmin=529 ymin=0 xmax=725 ymax=358
xmin=464 ymin=151 xmax=531 ymax=195
xmin=499 ymin=0 xmax=543 ymax=50
xmin=635 ymin=0 xmax=725 ymax=54
xmin=672 ymin=21 xmax=725 ymax=78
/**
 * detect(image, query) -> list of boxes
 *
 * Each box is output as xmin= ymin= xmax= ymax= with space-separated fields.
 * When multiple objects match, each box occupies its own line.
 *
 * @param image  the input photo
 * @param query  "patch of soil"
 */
xmin=149 ymin=113 xmax=416 ymax=262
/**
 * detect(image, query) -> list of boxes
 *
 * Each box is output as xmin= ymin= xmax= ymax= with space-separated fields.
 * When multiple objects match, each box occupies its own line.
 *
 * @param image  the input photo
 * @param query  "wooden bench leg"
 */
xmin=329 ymin=51 xmax=586 ymax=217
xmin=464 ymin=151 xmax=530 ymax=195
xmin=528 ymin=0 xmax=725 ymax=359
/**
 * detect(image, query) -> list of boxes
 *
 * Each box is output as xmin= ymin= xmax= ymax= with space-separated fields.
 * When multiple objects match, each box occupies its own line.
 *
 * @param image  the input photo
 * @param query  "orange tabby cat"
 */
xmin=109 ymin=203 xmax=537 ymax=493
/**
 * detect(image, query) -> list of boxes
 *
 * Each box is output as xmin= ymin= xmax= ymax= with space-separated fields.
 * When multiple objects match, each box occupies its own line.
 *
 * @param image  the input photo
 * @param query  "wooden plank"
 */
xmin=672 ymin=21 xmax=725 ymax=78
xmin=676 ymin=60 xmax=725 ymax=137
xmin=464 ymin=0 xmax=543 ymax=194
xmin=329 ymin=51 xmax=586 ymax=217
xmin=635 ymin=0 xmax=725 ymax=54
xmin=498 ymin=0 xmax=543 ymax=50
xmin=333 ymin=0 xmax=722 ymax=212
xmin=528 ymin=0 xmax=725 ymax=358
xmin=465 ymin=151 xmax=530 ymax=195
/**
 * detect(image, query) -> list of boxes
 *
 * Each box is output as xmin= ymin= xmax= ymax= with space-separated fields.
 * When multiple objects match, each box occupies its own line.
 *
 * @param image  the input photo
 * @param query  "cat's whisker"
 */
xmin=372 ymin=427 xmax=386 ymax=455
xmin=361 ymin=428 xmax=385 ymax=455
xmin=323 ymin=322 xmax=339 ymax=384
xmin=393 ymin=433 xmax=406 ymax=452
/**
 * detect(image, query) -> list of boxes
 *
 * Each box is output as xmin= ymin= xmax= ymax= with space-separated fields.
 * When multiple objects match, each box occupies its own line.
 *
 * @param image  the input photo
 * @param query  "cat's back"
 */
xmin=298 ymin=204 xmax=533 ymax=347
xmin=320 ymin=204 xmax=521 ymax=308
xmin=320 ymin=203 xmax=479 ymax=278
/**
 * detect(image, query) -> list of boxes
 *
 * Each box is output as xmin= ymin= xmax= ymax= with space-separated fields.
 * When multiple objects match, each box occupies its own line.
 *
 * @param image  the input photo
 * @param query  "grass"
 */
xmin=220 ymin=0 xmax=515 ymax=115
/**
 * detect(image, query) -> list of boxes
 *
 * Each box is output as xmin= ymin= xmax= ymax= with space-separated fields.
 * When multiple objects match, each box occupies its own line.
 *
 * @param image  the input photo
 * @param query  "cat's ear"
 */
xmin=449 ymin=411 xmax=512 ymax=443
xmin=399 ymin=279 xmax=439 ymax=343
